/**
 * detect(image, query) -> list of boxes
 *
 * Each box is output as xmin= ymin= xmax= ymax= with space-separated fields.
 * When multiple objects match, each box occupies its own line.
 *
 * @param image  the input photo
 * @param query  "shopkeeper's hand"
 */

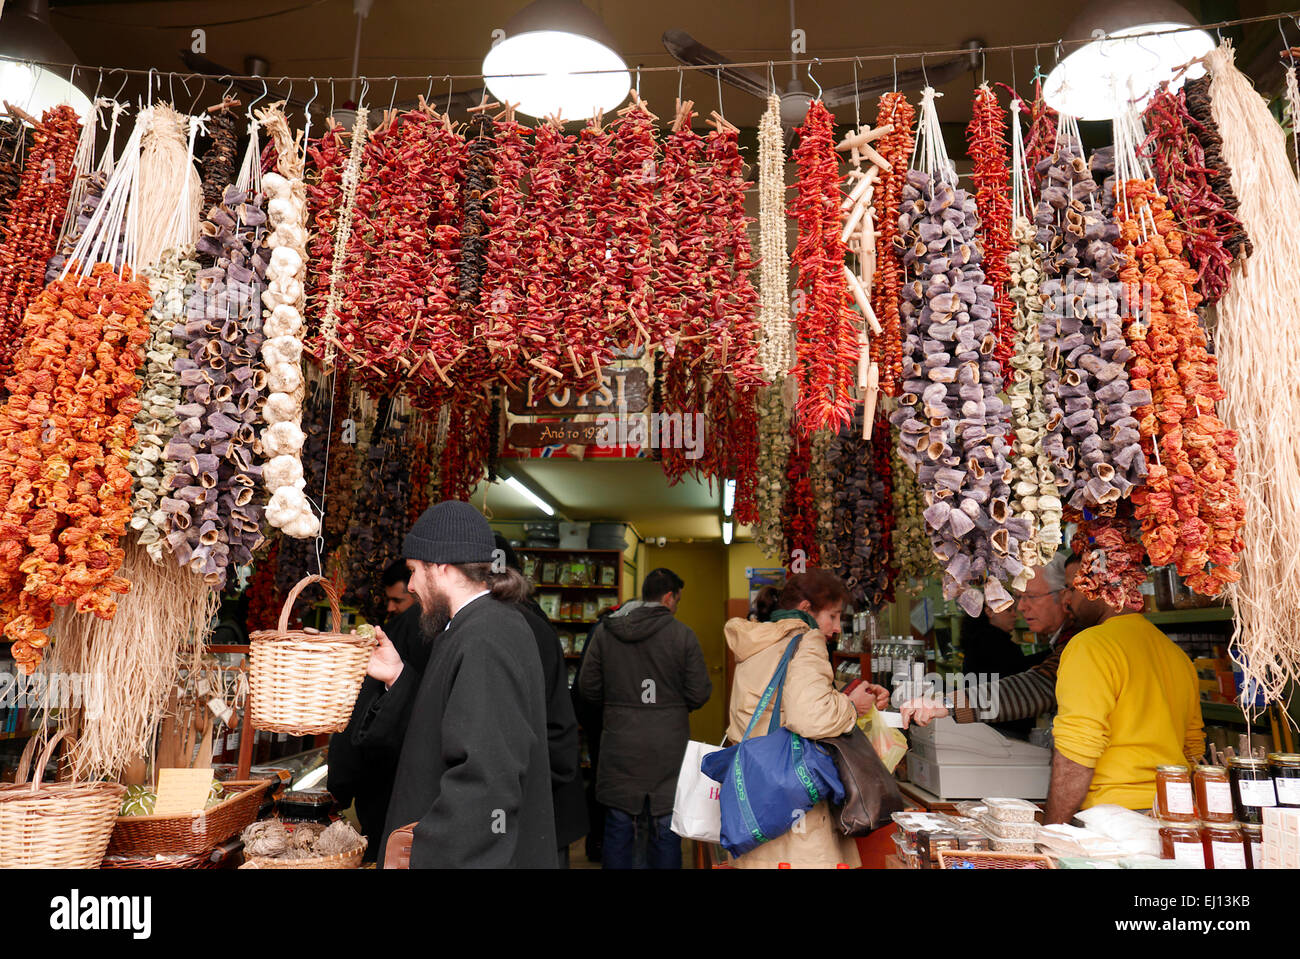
xmin=366 ymin=627 xmax=403 ymax=689
xmin=848 ymin=683 xmax=889 ymax=717
xmin=899 ymin=699 xmax=949 ymax=729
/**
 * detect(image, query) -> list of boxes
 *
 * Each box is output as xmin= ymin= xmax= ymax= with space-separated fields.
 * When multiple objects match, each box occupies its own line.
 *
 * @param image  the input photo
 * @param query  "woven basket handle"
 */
xmin=17 ymin=727 xmax=70 ymax=794
xmin=280 ymin=574 xmax=343 ymax=634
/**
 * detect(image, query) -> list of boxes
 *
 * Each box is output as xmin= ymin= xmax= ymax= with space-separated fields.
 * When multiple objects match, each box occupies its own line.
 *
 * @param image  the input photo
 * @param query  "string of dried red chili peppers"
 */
xmin=479 ymin=113 xmax=533 ymax=386
xmin=967 ymin=85 xmax=1015 ymax=371
xmin=1141 ymin=86 xmax=1252 ymax=306
xmin=603 ymin=99 xmax=659 ymax=355
xmin=780 ymin=420 xmax=820 ymax=568
xmin=869 ymin=93 xmax=914 ymax=398
xmin=0 ymin=105 xmax=81 ymax=379
xmin=1019 ymin=80 xmax=1058 ymax=185
xmin=303 ymin=123 xmax=348 ymax=343
xmin=522 ymin=120 xmax=577 ymax=390
xmin=791 ymin=100 xmax=859 ymax=436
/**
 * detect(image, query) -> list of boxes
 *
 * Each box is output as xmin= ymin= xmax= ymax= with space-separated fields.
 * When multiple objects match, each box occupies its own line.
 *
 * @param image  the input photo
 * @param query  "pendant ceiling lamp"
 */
xmin=1044 ymin=0 xmax=1213 ymax=121
xmin=482 ymin=0 xmax=629 ymax=121
xmin=0 ymin=0 xmax=91 ymax=118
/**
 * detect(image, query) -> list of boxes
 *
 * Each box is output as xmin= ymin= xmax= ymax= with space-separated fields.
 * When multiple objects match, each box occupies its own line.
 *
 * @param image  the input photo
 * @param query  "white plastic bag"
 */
xmin=670 ymin=740 xmax=724 ymax=842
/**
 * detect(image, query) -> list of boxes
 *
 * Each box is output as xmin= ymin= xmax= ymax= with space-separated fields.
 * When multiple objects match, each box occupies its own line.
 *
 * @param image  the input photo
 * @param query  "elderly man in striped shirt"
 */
xmin=901 ymin=552 xmax=1093 ymax=729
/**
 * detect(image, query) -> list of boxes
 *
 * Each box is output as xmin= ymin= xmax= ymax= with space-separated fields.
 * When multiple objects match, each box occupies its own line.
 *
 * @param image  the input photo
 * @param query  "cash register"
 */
xmin=906 ymin=716 xmax=1052 ymax=800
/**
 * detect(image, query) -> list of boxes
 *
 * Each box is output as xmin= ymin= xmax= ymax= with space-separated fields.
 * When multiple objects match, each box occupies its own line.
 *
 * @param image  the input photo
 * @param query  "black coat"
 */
xmin=577 ymin=601 xmax=712 ymax=816
xmin=518 ymin=600 xmax=589 ymax=849
xmin=326 ymin=603 xmax=425 ymax=862
xmin=378 ymin=595 xmax=556 ymax=868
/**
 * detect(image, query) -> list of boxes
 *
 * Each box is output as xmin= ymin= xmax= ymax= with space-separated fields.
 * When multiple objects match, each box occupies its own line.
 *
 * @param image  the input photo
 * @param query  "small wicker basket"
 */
xmin=0 ymin=730 xmax=126 ymax=869
xmin=107 ymin=780 xmax=270 ymax=856
xmin=248 ymin=574 xmax=377 ymax=735
xmin=937 ymin=849 xmax=1056 ymax=869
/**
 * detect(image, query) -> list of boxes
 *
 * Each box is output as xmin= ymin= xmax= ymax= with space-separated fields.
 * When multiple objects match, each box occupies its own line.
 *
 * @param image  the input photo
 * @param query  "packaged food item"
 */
xmin=1159 ymin=823 xmax=1206 ymax=868
xmin=1267 ymin=753 xmax=1300 ymax=808
xmin=541 ymin=561 xmax=558 ymax=584
xmin=1228 ymin=756 xmax=1276 ymax=824
xmin=917 ymin=830 xmax=959 ymax=867
xmin=989 ymin=837 xmax=1037 ymax=854
xmin=1155 ymin=765 xmax=1196 ymax=823
xmin=1201 ymin=822 xmax=1247 ymax=869
xmin=600 ymin=563 xmax=617 ymax=586
xmin=1240 ymin=823 xmax=1262 ymax=869
xmin=981 ymin=815 xmax=1039 ymax=841
xmin=583 ymin=599 xmax=598 ymax=621
xmin=954 ymin=801 xmax=988 ymax=819
xmin=956 ymin=831 xmax=990 ymax=851
xmin=522 ymin=556 xmax=538 ymax=581
xmin=983 ymin=797 xmax=1037 ymax=823
xmin=892 ymin=832 xmax=921 ymax=869
xmin=1194 ymin=765 xmax=1234 ymax=823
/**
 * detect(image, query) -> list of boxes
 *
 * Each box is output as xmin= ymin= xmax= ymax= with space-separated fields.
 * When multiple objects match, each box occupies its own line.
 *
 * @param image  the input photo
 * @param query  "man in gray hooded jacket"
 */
xmin=577 ymin=567 xmax=712 ymax=868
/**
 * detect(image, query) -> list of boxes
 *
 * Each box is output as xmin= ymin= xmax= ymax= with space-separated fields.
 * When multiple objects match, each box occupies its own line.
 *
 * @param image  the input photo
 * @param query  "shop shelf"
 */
xmin=1200 ymin=701 xmax=1268 ymax=729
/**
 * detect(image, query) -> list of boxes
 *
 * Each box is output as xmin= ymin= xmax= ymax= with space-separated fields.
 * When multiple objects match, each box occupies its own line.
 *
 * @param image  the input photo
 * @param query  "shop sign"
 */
xmin=507 ymin=367 xmax=648 ymax=415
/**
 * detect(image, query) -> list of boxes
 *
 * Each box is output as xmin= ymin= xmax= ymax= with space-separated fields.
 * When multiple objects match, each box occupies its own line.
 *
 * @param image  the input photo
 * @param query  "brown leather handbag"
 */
xmin=383 ymin=822 xmax=416 ymax=869
xmin=819 ymin=726 xmax=906 ymax=836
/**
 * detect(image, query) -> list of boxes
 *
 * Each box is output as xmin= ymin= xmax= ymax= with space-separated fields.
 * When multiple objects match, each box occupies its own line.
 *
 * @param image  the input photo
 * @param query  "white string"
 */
xmin=1009 ymin=97 xmax=1031 ymax=222
xmin=63 ymin=106 xmax=148 ymax=277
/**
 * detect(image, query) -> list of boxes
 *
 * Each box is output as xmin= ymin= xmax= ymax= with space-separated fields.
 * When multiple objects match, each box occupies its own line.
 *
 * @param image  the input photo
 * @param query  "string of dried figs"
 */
xmin=0 ymin=263 xmax=152 ymax=673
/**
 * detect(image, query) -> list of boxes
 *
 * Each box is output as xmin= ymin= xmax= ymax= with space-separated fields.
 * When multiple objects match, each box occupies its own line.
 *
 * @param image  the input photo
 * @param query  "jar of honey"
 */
xmin=1156 ymin=765 xmax=1196 ymax=823
xmin=1201 ymin=823 xmax=1247 ymax=870
xmin=1194 ymin=765 xmax=1234 ymax=823
xmin=1241 ymin=823 xmax=1263 ymax=869
xmin=1227 ymin=757 xmax=1276 ymax=825
xmin=1159 ymin=823 xmax=1205 ymax=868
xmin=1267 ymin=753 xmax=1300 ymax=808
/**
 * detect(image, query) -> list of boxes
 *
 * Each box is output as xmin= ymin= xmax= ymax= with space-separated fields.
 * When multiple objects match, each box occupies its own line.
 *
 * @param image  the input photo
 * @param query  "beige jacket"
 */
xmin=723 ymin=618 xmax=859 ymax=869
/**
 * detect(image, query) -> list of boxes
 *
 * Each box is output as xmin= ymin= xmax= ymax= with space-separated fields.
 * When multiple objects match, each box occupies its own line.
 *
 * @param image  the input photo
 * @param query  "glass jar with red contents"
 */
xmin=1159 ymin=823 xmax=1205 ymax=868
xmin=1241 ymin=823 xmax=1263 ymax=869
xmin=1156 ymin=765 xmax=1196 ymax=823
xmin=1201 ymin=823 xmax=1247 ymax=869
xmin=1194 ymin=765 xmax=1234 ymax=823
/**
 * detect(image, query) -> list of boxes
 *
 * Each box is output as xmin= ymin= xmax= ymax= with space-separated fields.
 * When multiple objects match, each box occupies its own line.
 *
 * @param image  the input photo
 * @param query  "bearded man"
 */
xmin=365 ymin=501 xmax=556 ymax=868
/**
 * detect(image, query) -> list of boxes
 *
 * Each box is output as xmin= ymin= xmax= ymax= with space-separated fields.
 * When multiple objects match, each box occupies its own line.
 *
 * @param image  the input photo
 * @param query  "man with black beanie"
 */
xmin=367 ymin=501 xmax=556 ymax=868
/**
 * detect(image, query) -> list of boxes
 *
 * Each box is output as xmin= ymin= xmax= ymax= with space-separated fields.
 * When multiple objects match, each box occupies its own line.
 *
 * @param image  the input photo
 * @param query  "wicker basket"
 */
xmin=240 ymin=842 xmax=366 ymax=870
xmin=107 ymin=780 xmax=269 ymax=856
xmin=248 ymin=574 xmax=376 ymax=735
xmin=0 ymin=730 xmax=126 ymax=869
xmin=100 ymin=849 xmax=221 ymax=869
xmin=938 ymin=849 xmax=1056 ymax=869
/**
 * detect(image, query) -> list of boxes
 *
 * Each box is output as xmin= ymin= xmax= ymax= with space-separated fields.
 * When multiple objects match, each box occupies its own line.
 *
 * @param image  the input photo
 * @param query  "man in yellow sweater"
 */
xmin=1044 ymin=569 xmax=1205 ymax=824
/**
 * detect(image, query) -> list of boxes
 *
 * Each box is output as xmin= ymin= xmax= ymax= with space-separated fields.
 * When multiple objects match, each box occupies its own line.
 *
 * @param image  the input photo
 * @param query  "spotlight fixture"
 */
xmin=482 ymin=0 xmax=629 ymax=121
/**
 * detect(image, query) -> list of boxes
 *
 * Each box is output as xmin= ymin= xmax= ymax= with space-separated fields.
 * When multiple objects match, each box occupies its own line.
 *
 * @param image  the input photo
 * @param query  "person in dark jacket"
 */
xmin=578 ymin=567 xmax=712 ymax=869
xmin=366 ymin=501 xmax=556 ymax=868
xmin=494 ymin=534 xmax=588 ymax=866
xmin=326 ymin=599 xmax=423 ymax=862
xmin=381 ymin=558 xmax=418 ymax=617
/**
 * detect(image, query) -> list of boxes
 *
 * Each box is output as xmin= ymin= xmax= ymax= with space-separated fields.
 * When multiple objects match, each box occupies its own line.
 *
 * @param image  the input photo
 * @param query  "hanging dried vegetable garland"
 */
xmin=317 ymin=109 xmax=367 ymax=367
xmin=457 ymin=115 xmax=493 ymax=312
xmin=1071 ymin=515 xmax=1147 ymax=612
xmin=479 ymin=111 xmax=533 ymax=384
xmin=166 ymin=125 xmax=270 ymax=586
xmin=830 ymin=409 xmax=896 ymax=611
xmin=199 ymin=104 xmax=239 ymax=214
xmin=342 ymin=412 xmax=411 ymax=621
xmin=753 ymin=382 xmax=793 ymax=559
xmin=1183 ymin=76 xmax=1251 ymax=270
xmin=1142 ymin=86 xmax=1252 ymax=306
xmin=0 ymin=105 xmax=81 ymax=378
xmin=1114 ymin=178 xmax=1244 ymax=595
xmin=889 ymin=426 xmax=936 ymax=585
xmin=892 ymin=90 xmax=1025 ymax=616
xmin=303 ymin=122 xmax=348 ymax=342
xmin=780 ymin=422 xmax=819 ymax=567
xmin=869 ymin=93 xmax=914 ymax=398
xmin=757 ymin=94 xmax=791 ymax=381
xmin=1033 ymin=123 xmax=1145 ymax=514
xmin=967 ymin=85 xmax=1015 ymax=371
xmin=0 ymin=264 xmax=152 ymax=672
xmin=791 ymin=100 xmax=859 ymax=435
xmin=131 ymin=249 xmax=197 ymax=562
xmin=334 ymin=110 xmax=468 ymax=401
xmin=602 ymin=97 xmax=659 ymax=354
xmin=1004 ymin=98 xmax=1061 ymax=567
xmin=811 ymin=428 xmax=836 ymax=567
xmin=321 ymin=370 xmax=360 ymax=555
xmin=259 ymin=105 xmax=319 ymax=540
xmin=0 ymin=117 xmax=29 ymax=226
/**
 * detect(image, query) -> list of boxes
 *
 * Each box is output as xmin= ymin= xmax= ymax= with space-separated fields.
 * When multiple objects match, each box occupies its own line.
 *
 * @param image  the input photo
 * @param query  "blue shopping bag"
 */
xmin=701 ymin=634 xmax=844 ymax=857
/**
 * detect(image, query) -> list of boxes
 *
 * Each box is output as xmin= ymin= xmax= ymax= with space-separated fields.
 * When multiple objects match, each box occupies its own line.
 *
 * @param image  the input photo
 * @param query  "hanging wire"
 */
xmin=0 ymin=11 xmax=1293 ymax=89
xmin=852 ymin=57 xmax=861 ymax=127
xmin=808 ymin=58 xmax=822 ymax=100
